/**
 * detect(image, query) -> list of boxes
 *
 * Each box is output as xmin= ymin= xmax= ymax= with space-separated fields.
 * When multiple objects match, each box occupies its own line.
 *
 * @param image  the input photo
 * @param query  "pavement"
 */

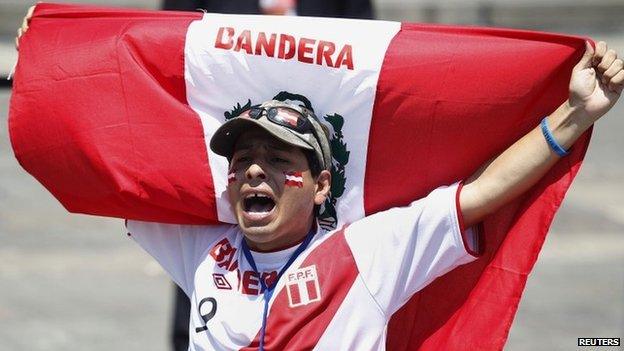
xmin=0 ymin=86 xmax=170 ymax=350
xmin=1 ymin=2 xmax=623 ymax=350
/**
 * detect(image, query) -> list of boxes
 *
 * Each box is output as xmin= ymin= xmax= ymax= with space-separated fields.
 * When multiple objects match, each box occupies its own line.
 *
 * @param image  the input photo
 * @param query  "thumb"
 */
xmin=574 ymin=41 xmax=595 ymax=70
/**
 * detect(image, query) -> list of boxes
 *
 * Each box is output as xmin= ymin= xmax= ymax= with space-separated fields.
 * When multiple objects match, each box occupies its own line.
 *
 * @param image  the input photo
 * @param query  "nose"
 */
xmin=245 ymin=163 xmax=267 ymax=181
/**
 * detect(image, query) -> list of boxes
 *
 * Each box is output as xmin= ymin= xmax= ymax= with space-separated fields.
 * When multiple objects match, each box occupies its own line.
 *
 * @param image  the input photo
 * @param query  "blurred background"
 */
xmin=0 ymin=0 xmax=622 ymax=350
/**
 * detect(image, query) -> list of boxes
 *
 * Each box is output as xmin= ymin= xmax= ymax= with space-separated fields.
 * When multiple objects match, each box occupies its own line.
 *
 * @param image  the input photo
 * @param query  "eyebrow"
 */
xmin=268 ymin=142 xmax=293 ymax=152
xmin=234 ymin=140 xmax=294 ymax=153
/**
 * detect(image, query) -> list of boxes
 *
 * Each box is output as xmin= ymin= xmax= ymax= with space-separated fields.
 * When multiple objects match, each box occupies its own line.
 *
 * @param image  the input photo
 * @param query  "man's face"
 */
xmin=227 ymin=129 xmax=329 ymax=250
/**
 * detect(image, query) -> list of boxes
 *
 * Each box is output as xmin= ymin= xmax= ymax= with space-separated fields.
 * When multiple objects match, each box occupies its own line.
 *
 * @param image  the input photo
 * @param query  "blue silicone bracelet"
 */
xmin=540 ymin=117 xmax=570 ymax=157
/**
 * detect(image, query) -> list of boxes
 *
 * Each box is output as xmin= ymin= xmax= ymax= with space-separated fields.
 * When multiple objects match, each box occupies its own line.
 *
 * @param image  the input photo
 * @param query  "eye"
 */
xmin=233 ymin=155 xmax=251 ymax=163
xmin=271 ymin=157 xmax=289 ymax=164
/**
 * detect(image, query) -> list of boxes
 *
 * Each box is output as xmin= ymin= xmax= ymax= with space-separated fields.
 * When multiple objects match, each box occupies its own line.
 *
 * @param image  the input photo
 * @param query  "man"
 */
xmin=16 ymin=8 xmax=624 ymax=350
xmin=160 ymin=2 xmax=375 ymax=349
xmin=129 ymin=42 xmax=621 ymax=348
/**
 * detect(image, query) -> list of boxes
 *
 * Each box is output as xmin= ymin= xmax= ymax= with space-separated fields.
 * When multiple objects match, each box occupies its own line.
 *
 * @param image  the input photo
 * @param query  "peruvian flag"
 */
xmin=9 ymin=3 xmax=590 ymax=350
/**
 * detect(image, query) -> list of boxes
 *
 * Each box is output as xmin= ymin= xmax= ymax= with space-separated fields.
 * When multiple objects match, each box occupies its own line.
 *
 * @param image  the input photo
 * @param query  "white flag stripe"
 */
xmin=285 ymin=174 xmax=303 ymax=182
xmin=184 ymin=13 xmax=400 ymax=224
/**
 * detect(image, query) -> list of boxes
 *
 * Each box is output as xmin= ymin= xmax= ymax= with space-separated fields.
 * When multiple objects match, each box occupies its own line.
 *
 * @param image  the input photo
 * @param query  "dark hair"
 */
xmin=303 ymin=148 xmax=326 ymax=217
xmin=304 ymin=149 xmax=323 ymax=178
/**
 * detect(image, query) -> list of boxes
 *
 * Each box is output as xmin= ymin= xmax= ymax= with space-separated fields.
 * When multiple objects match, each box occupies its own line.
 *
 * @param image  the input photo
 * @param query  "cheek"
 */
xmin=278 ymin=172 xmax=316 ymax=212
xmin=279 ymin=188 xmax=315 ymax=217
xmin=226 ymin=184 xmax=240 ymax=207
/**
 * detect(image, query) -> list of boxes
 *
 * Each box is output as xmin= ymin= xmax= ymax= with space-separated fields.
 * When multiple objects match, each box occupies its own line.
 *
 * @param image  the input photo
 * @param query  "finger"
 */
xmin=597 ymin=49 xmax=617 ymax=73
xmin=603 ymin=59 xmax=623 ymax=82
xmin=609 ymin=70 xmax=624 ymax=89
xmin=22 ymin=5 xmax=36 ymax=33
xmin=26 ymin=5 xmax=36 ymax=20
xmin=609 ymin=80 xmax=623 ymax=95
xmin=15 ymin=28 xmax=22 ymax=51
xmin=22 ymin=15 xmax=29 ymax=32
xmin=574 ymin=41 xmax=595 ymax=70
xmin=593 ymin=41 xmax=607 ymax=65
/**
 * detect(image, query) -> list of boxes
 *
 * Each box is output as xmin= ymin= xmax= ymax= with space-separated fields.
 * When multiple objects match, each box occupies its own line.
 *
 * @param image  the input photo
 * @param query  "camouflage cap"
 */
xmin=209 ymin=100 xmax=332 ymax=171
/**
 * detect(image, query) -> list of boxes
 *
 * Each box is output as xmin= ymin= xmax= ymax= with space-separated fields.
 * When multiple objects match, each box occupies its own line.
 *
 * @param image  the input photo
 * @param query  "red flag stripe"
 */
xmin=10 ymin=4 xmax=214 ymax=224
xmin=368 ymin=23 xmax=589 ymax=350
xmin=287 ymin=284 xmax=302 ymax=306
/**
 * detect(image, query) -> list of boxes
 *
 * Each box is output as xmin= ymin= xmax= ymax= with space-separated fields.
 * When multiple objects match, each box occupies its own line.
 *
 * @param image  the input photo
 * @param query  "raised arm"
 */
xmin=460 ymin=41 xmax=623 ymax=228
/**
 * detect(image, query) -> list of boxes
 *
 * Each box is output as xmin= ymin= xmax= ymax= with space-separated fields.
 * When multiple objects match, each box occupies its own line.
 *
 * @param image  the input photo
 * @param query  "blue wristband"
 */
xmin=540 ymin=117 xmax=570 ymax=157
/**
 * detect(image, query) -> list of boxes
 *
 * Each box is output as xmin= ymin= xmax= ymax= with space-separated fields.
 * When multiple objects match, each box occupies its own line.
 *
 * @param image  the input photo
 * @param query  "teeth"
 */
xmin=245 ymin=193 xmax=270 ymax=199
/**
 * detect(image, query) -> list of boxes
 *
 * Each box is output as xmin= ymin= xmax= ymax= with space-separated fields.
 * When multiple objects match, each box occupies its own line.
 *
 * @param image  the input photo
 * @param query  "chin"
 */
xmin=237 ymin=206 xmax=280 ymax=238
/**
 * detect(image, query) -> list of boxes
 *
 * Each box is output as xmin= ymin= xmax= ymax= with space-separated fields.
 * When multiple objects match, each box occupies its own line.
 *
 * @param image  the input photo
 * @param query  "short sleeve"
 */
xmin=344 ymin=183 xmax=479 ymax=316
xmin=126 ymin=220 xmax=232 ymax=296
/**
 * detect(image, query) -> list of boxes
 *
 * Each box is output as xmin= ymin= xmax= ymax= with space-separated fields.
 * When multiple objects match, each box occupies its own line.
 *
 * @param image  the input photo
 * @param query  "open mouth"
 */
xmin=243 ymin=193 xmax=276 ymax=214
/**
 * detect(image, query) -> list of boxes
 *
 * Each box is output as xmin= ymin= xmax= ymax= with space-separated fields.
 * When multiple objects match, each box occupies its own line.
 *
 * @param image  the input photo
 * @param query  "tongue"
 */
xmin=249 ymin=202 xmax=272 ymax=213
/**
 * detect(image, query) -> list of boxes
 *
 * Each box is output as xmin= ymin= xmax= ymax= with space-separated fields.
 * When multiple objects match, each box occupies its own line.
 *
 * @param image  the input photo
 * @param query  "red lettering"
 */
xmin=255 ymin=32 xmax=276 ymax=57
xmin=242 ymin=271 xmax=260 ymax=295
xmin=236 ymin=269 xmax=241 ymax=291
xmin=209 ymin=238 xmax=237 ymax=270
xmin=216 ymin=28 xmax=352 ymax=70
xmin=215 ymin=27 xmax=235 ymax=50
xmin=261 ymin=271 xmax=278 ymax=289
xmin=316 ymin=40 xmax=335 ymax=67
xmin=297 ymin=37 xmax=315 ymax=64
xmin=234 ymin=29 xmax=253 ymax=54
xmin=278 ymin=34 xmax=296 ymax=60
xmin=335 ymin=44 xmax=354 ymax=70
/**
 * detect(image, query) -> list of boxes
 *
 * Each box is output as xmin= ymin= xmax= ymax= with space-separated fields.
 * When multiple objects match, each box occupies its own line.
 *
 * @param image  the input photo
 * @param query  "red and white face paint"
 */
xmin=228 ymin=170 xmax=237 ymax=184
xmin=284 ymin=171 xmax=304 ymax=188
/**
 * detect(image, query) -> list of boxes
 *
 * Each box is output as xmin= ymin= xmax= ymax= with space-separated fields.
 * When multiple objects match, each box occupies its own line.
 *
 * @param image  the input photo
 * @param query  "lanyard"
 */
xmin=241 ymin=228 xmax=316 ymax=351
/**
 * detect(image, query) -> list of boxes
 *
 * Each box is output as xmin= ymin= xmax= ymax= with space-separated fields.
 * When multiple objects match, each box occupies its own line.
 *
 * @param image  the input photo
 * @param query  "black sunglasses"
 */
xmin=239 ymin=106 xmax=315 ymax=134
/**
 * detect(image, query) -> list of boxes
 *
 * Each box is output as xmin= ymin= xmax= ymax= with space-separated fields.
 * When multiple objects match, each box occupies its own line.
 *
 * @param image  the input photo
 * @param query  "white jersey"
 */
xmin=127 ymin=183 xmax=478 ymax=350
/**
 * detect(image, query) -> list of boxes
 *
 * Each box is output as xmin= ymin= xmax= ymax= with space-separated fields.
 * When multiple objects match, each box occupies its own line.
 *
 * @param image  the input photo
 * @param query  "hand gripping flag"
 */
xmin=9 ymin=3 xmax=591 ymax=350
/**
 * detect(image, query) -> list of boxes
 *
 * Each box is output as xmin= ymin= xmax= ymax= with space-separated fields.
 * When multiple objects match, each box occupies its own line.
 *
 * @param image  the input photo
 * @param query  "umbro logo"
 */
xmin=286 ymin=265 xmax=321 ymax=307
xmin=212 ymin=273 xmax=232 ymax=290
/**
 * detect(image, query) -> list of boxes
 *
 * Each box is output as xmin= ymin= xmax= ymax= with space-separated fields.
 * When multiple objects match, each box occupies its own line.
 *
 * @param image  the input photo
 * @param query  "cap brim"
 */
xmin=209 ymin=117 xmax=315 ymax=159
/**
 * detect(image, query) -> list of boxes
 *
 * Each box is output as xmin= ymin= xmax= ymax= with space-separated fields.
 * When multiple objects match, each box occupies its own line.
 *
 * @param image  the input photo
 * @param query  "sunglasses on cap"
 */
xmin=239 ymin=106 xmax=316 ymax=134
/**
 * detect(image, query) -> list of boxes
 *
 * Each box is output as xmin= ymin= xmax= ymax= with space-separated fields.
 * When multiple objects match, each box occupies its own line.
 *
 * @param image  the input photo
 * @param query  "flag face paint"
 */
xmin=228 ymin=170 xmax=237 ymax=184
xmin=284 ymin=171 xmax=304 ymax=188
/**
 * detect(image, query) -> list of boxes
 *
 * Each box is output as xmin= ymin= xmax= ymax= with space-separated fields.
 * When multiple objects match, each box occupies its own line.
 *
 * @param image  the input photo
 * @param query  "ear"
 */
xmin=314 ymin=170 xmax=332 ymax=205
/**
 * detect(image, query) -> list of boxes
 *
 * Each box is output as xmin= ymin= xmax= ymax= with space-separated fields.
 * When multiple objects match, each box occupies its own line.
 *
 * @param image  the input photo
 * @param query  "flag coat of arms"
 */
xmin=9 ymin=3 xmax=591 ymax=350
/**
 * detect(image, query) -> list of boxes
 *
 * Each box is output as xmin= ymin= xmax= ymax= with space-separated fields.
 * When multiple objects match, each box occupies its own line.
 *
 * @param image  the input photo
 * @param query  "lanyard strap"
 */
xmin=241 ymin=228 xmax=316 ymax=351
